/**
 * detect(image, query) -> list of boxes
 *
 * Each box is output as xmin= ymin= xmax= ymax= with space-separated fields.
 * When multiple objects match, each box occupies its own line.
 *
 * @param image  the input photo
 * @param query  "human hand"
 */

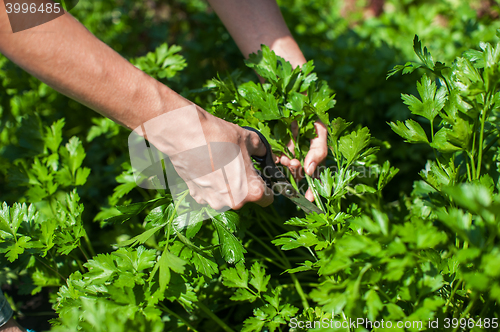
xmin=133 ymin=105 xmax=273 ymax=211
xmin=276 ymin=120 xmax=328 ymax=202
xmin=0 ymin=318 xmax=26 ymax=332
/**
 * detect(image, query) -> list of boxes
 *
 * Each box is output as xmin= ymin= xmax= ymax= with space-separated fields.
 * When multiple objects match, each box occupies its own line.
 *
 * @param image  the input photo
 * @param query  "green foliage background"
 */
xmin=1 ymin=0 xmax=499 ymax=331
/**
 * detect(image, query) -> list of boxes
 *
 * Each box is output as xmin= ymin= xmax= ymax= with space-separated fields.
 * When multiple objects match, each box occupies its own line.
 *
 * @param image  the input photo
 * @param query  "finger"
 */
xmin=305 ymin=187 xmax=315 ymax=202
xmin=279 ymin=154 xmax=292 ymax=168
xmin=304 ymin=121 xmax=328 ymax=176
xmin=278 ymin=154 xmax=302 ymax=179
xmin=235 ymin=149 xmax=274 ymax=209
xmin=285 ymin=121 xmax=299 ymax=156
xmin=242 ymin=173 xmax=274 ymax=209
xmin=285 ymin=135 xmax=296 ymax=156
xmin=247 ymin=130 xmax=266 ymax=157
xmin=255 ymin=184 xmax=274 ymax=208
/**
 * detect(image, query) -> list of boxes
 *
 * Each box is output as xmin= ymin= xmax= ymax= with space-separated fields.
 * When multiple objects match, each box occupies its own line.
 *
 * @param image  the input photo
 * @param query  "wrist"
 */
xmin=119 ymin=77 xmax=194 ymax=131
xmin=269 ymin=36 xmax=307 ymax=69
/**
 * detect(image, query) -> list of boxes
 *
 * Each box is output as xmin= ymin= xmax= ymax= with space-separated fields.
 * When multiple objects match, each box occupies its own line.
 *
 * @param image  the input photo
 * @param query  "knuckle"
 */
xmin=233 ymin=201 xmax=245 ymax=210
xmin=206 ymin=198 xmax=225 ymax=211
xmin=248 ymin=186 xmax=265 ymax=202
xmin=194 ymin=198 xmax=206 ymax=205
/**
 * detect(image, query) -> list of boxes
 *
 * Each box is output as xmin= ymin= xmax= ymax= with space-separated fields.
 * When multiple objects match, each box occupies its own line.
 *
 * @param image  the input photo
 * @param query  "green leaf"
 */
xmin=378 ymin=160 xmax=400 ymax=191
xmin=84 ymin=254 xmax=119 ymax=284
xmin=413 ymin=35 xmax=435 ymax=71
xmin=191 ymin=251 xmax=218 ymax=278
xmin=0 ymin=203 xmax=15 ymax=236
xmin=329 ymin=117 xmax=351 ymax=140
xmin=442 ymin=183 xmax=492 ymax=216
xmin=165 ymin=251 xmax=186 ymax=274
xmin=59 ymin=137 xmax=86 ymax=176
xmin=213 ymin=216 xmax=246 ymax=264
xmin=419 ymin=161 xmax=451 ymax=190
xmin=372 ymin=209 xmax=389 ymax=236
xmin=221 ymin=264 xmax=249 ymax=289
xmin=245 ymin=45 xmax=280 ymax=82
xmin=132 ymin=43 xmax=186 ymax=81
xmin=117 ymin=222 xmax=166 ymax=247
xmin=238 ymin=82 xmax=281 ymax=120
xmin=387 ymin=61 xmax=422 ymax=79
xmin=5 ymin=236 xmax=30 ymax=262
xmin=364 ymin=289 xmax=383 ymax=321
xmin=286 ymin=92 xmax=308 ymax=114
xmin=112 ymin=246 xmax=156 ymax=272
xmin=231 ymin=288 xmax=258 ymax=302
xmin=241 ymin=317 xmax=265 ymax=332
xmin=430 ymin=128 xmax=462 ymax=153
xmin=249 ymin=262 xmax=270 ymax=294
xmin=309 ymin=80 xmax=336 ymax=120
xmin=389 ymin=119 xmax=429 ymax=144
xmin=482 ymin=249 xmax=500 ymax=277
xmin=401 ymin=75 xmax=447 ymax=122
xmin=272 ymin=230 xmax=319 ymax=250
xmin=285 ymin=260 xmax=315 ymax=273
xmin=75 ymin=167 xmax=91 ymax=186
xmin=314 ymin=168 xmax=334 ymax=198
xmin=339 ymin=127 xmax=371 ymax=166
xmin=158 ymin=250 xmax=171 ymax=292
xmin=44 ymin=119 xmax=65 ymax=153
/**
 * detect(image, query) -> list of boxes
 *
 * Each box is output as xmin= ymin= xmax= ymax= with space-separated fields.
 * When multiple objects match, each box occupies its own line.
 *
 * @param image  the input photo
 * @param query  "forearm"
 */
xmin=207 ymin=0 xmax=306 ymax=68
xmin=0 ymin=1 xmax=191 ymax=130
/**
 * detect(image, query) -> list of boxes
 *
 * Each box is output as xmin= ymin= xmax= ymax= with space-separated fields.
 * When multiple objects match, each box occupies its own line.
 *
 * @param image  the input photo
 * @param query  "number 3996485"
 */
xmin=5 ymin=3 xmax=62 ymax=14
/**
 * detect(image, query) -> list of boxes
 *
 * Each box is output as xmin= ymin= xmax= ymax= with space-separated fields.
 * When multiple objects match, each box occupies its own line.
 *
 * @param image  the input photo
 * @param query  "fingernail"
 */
xmin=290 ymin=160 xmax=301 ymax=167
xmin=307 ymin=162 xmax=316 ymax=176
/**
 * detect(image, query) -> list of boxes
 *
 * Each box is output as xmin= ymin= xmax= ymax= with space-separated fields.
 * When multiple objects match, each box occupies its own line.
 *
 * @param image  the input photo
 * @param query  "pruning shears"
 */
xmin=243 ymin=126 xmax=325 ymax=215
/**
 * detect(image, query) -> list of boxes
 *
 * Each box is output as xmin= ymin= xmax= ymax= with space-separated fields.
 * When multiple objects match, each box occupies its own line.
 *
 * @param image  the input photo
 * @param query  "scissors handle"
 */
xmin=243 ymin=126 xmax=287 ymax=188
xmin=244 ymin=126 xmax=325 ymax=215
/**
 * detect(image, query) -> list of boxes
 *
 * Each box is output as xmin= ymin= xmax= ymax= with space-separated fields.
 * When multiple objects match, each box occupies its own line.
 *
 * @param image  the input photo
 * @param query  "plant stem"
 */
xmin=48 ymin=197 xmax=57 ymax=218
xmin=430 ymin=119 xmax=444 ymax=170
xmin=476 ymin=105 xmax=488 ymax=179
xmin=465 ymin=161 xmax=472 ymax=182
xmin=288 ymin=172 xmax=300 ymax=192
xmin=166 ymin=190 xmax=189 ymax=250
xmin=159 ymin=303 xmax=199 ymax=332
xmin=444 ymin=280 xmax=462 ymax=313
xmin=306 ymin=247 xmax=318 ymax=261
xmin=69 ymin=253 xmax=85 ymax=273
xmin=275 ymin=246 xmax=310 ymax=309
xmin=375 ymin=285 xmax=393 ymax=303
xmin=247 ymin=230 xmax=310 ymax=309
xmin=246 ymin=231 xmax=285 ymax=265
xmin=452 ymin=298 xmax=475 ymax=332
xmin=197 ymin=301 xmax=235 ymax=332
xmin=353 ymin=263 xmax=371 ymax=301
xmin=82 ymin=231 xmax=95 ymax=257
xmin=35 ymin=256 xmax=65 ymax=282
xmin=478 ymin=299 xmax=491 ymax=317
xmin=430 ymin=118 xmax=435 ymax=141
xmin=467 ymin=151 xmax=476 ymax=181
xmin=305 ymin=174 xmax=325 ymax=212
xmin=245 ymin=247 xmax=287 ymax=270
xmin=78 ymin=245 xmax=89 ymax=262
xmin=290 ymin=273 xmax=310 ymax=309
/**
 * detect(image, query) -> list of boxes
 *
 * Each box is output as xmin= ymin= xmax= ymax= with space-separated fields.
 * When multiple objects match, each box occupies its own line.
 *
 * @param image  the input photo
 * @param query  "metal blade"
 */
xmin=287 ymin=192 xmax=325 ymax=215
xmin=273 ymin=182 xmax=325 ymax=215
